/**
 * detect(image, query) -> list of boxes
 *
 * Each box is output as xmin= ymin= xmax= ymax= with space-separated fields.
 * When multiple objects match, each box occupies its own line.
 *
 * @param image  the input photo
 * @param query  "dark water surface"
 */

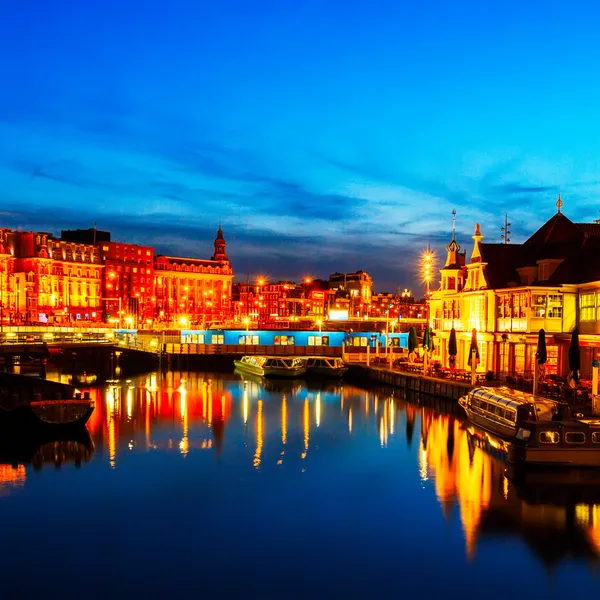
xmin=1 ymin=371 xmax=599 ymax=598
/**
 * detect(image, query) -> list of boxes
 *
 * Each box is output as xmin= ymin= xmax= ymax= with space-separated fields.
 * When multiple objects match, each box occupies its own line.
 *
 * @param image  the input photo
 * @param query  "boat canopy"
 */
xmin=469 ymin=386 xmax=559 ymax=415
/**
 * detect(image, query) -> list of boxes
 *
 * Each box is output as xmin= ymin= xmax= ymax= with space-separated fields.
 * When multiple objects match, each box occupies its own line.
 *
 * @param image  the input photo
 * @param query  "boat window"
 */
xmin=539 ymin=431 xmax=560 ymax=444
xmin=592 ymin=432 xmax=600 ymax=444
xmin=565 ymin=431 xmax=586 ymax=445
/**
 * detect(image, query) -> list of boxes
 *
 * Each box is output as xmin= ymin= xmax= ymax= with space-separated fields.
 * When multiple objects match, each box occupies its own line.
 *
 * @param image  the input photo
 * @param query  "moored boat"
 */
xmin=0 ymin=396 xmax=95 ymax=434
xmin=304 ymin=357 xmax=347 ymax=377
xmin=458 ymin=386 xmax=563 ymax=440
xmin=233 ymin=355 xmax=307 ymax=378
xmin=508 ymin=418 xmax=600 ymax=467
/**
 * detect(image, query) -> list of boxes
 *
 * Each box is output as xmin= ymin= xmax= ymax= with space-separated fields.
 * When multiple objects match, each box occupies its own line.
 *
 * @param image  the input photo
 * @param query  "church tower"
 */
xmin=212 ymin=226 xmax=229 ymax=262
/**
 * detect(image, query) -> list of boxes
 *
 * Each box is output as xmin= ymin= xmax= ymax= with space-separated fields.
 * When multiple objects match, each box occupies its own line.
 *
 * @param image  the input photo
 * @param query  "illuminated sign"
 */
xmin=311 ymin=291 xmax=325 ymax=300
xmin=328 ymin=309 xmax=349 ymax=321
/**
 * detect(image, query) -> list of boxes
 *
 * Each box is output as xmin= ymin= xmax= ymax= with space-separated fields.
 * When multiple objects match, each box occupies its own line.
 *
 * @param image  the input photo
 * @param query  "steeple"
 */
xmin=556 ymin=194 xmax=563 ymax=214
xmin=470 ymin=223 xmax=484 ymax=263
xmin=212 ymin=226 xmax=228 ymax=262
xmin=444 ymin=209 xmax=461 ymax=268
xmin=440 ymin=209 xmax=465 ymax=293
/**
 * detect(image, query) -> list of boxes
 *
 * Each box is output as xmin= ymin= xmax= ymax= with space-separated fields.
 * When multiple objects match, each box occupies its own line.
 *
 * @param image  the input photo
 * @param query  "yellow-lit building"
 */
xmin=429 ymin=199 xmax=597 ymax=378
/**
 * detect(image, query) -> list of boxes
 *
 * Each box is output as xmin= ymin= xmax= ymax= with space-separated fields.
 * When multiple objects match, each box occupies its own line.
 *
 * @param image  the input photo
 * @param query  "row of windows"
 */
xmin=181 ymin=334 xmax=331 ymax=346
xmin=539 ymin=430 xmax=600 ymax=444
xmin=471 ymin=398 xmax=517 ymax=423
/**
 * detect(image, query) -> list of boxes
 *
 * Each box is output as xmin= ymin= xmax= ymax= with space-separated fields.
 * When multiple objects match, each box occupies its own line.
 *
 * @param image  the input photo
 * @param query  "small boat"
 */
xmin=508 ymin=417 xmax=600 ymax=467
xmin=304 ymin=357 xmax=347 ymax=377
xmin=458 ymin=386 xmax=562 ymax=440
xmin=0 ymin=397 xmax=95 ymax=434
xmin=233 ymin=355 xmax=307 ymax=378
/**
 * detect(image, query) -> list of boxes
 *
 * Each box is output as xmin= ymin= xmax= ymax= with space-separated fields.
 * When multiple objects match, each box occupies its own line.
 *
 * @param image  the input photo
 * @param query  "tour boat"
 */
xmin=0 ymin=397 xmax=95 ymax=434
xmin=233 ymin=355 xmax=307 ymax=378
xmin=304 ymin=357 xmax=348 ymax=377
xmin=508 ymin=418 xmax=600 ymax=467
xmin=458 ymin=386 xmax=562 ymax=440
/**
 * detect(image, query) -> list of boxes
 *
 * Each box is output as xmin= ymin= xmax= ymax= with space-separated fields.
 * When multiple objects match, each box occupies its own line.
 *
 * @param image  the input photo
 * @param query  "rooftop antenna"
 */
xmin=451 ymin=208 xmax=457 ymax=241
xmin=501 ymin=214 xmax=511 ymax=244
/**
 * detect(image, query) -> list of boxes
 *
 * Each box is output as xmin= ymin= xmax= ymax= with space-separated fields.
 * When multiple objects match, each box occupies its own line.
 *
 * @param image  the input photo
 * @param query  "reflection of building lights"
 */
xmin=126 ymin=388 xmax=133 ymax=421
xmin=281 ymin=396 xmax=287 ymax=445
xmin=0 ymin=464 xmax=26 ymax=497
xmin=419 ymin=448 xmax=429 ymax=481
xmin=348 ymin=407 xmax=353 ymax=434
xmin=242 ymin=386 xmax=249 ymax=425
xmin=315 ymin=392 xmax=321 ymax=428
xmin=179 ymin=384 xmax=188 ymax=457
xmin=254 ymin=400 xmax=263 ymax=469
xmin=301 ymin=399 xmax=309 ymax=460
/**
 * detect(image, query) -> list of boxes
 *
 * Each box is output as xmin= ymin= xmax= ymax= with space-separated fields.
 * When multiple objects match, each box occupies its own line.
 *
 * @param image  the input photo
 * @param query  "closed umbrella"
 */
xmin=408 ymin=327 xmax=418 ymax=353
xmin=448 ymin=327 xmax=457 ymax=371
xmin=422 ymin=327 xmax=432 ymax=375
xmin=568 ymin=328 xmax=580 ymax=386
xmin=533 ymin=328 xmax=547 ymax=396
xmin=468 ymin=329 xmax=480 ymax=386
xmin=422 ymin=327 xmax=431 ymax=351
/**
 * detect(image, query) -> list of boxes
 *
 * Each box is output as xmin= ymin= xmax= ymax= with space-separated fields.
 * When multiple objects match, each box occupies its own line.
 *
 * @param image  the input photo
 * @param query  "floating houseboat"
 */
xmin=304 ymin=357 xmax=348 ymax=378
xmin=233 ymin=355 xmax=307 ymax=378
xmin=458 ymin=386 xmax=562 ymax=440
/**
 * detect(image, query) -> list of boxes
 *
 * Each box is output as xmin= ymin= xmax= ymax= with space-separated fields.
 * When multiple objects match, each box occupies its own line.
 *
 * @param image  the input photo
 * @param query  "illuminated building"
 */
xmin=0 ymin=230 xmax=103 ymax=325
xmin=328 ymin=270 xmax=372 ymax=317
xmin=233 ymin=278 xmax=329 ymax=327
xmin=154 ymin=228 xmax=233 ymax=327
xmin=370 ymin=292 xmax=427 ymax=324
xmin=101 ymin=241 xmax=155 ymax=327
xmin=428 ymin=198 xmax=600 ymax=378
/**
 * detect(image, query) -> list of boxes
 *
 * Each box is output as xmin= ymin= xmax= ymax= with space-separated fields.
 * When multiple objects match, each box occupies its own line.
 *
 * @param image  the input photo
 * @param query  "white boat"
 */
xmin=304 ymin=357 xmax=347 ymax=377
xmin=233 ymin=355 xmax=307 ymax=378
xmin=458 ymin=386 xmax=562 ymax=440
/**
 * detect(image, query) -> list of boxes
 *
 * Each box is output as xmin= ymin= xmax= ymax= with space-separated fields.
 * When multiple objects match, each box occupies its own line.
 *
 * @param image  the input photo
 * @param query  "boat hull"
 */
xmin=509 ymin=443 xmax=600 ymax=467
xmin=0 ymin=400 xmax=95 ymax=434
xmin=263 ymin=367 xmax=307 ymax=378
xmin=233 ymin=360 xmax=265 ymax=377
xmin=306 ymin=367 xmax=347 ymax=378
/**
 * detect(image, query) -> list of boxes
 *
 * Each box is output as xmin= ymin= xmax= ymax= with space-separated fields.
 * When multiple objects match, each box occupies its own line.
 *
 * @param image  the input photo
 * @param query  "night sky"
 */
xmin=1 ymin=0 xmax=600 ymax=293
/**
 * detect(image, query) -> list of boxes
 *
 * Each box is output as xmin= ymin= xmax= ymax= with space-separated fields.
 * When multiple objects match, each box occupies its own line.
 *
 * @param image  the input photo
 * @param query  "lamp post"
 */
xmin=243 ymin=317 xmax=249 ymax=332
xmin=317 ymin=318 xmax=322 ymax=344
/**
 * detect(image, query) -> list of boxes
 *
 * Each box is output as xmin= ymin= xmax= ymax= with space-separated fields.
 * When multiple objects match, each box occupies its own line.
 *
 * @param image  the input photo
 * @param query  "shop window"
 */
xmin=211 ymin=334 xmax=224 ymax=344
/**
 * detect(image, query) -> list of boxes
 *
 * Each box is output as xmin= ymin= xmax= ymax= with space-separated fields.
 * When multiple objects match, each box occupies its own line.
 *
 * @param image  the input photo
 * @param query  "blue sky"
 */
xmin=1 ymin=0 xmax=600 ymax=293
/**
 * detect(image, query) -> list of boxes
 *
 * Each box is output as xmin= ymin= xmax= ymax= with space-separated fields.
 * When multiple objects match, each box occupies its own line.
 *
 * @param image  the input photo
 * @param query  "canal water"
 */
xmin=1 ymin=371 xmax=599 ymax=598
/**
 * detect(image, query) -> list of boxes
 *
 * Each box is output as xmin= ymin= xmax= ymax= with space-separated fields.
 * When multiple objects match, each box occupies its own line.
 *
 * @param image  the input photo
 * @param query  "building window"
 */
xmin=514 ymin=344 xmax=525 ymax=374
xmin=211 ymin=334 xmax=224 ymax=344
xmin=580 ymin=293 xmax=595 ymax=322
xmin=238 ymin=335 xmax=259 ymax=345
xmin=532 ymin=294 xmax=546 ymax=317
xmin=308 ymin=335 xmax=329 ymax=346
xmin=546 ymin=294 xmax=562 ymax=319
xmin=274 ymin=335 xmax=295 ymax=346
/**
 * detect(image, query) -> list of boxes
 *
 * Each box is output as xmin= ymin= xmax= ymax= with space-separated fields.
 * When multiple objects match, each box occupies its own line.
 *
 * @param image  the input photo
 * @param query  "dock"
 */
xmin=349 ymin=364 xmax=473 ymax=402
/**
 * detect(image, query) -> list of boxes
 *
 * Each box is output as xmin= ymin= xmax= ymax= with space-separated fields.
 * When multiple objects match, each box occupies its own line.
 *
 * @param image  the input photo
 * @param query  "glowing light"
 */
xmin=242 ymin=385 xmax=249 ymax=425
xmin=348 ymin=407 xmax=353 ymax=434
xmin=301 ymin=398 xmax=310 ymax=460
xmin=254 ymin=400 xmax=263 ymax=469
xmin=281 ymin=396 xmax=287 ymax=445
xmin=315 ymin=392 xmax=321 ymax=427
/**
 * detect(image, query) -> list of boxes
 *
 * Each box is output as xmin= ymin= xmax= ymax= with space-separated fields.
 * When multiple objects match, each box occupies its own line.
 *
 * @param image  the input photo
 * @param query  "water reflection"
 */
xmin=41 ymin=370 xmax=600 ymax=571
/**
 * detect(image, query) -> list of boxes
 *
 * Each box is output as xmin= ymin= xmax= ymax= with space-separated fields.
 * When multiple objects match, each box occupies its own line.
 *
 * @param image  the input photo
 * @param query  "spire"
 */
xmin=556 ymin=194 xmax=563 ymax=214
xmin=470 ymin=223 xmax=484 ymax=263
xmin=443 ymin=209 xmax=461 ymax=268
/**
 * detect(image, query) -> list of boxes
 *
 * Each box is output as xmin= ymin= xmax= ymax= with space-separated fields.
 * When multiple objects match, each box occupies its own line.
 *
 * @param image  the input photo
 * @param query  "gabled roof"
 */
xmin=480 ymin=243 xmax=523 ymax=288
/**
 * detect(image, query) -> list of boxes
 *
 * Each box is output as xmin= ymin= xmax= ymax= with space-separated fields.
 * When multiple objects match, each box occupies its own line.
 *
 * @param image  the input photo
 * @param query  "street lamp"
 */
xmin=420 ymin=245 xmax=436 ymax=298
xmin=243 ymin=317 xmax=249 ymax=331
xmin=317 ymin=318 xmax=322 ymax=340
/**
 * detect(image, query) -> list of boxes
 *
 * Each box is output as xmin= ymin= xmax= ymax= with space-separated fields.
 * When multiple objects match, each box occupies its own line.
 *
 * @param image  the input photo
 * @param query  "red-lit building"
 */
xmin=100 ymin=241 xmax=155 ymax=327
xmin=154 ymin=228 xmax=233 ymax=327
xmin=0 ymin=229 xmax=103 ymax=325
xmin=232 ymin=278 xmax=330 ymax=327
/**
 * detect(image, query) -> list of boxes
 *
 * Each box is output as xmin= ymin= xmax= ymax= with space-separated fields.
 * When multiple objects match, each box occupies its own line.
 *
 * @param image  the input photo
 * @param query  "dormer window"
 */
xmin=539 ymin=263 xmax=549 ymax=281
